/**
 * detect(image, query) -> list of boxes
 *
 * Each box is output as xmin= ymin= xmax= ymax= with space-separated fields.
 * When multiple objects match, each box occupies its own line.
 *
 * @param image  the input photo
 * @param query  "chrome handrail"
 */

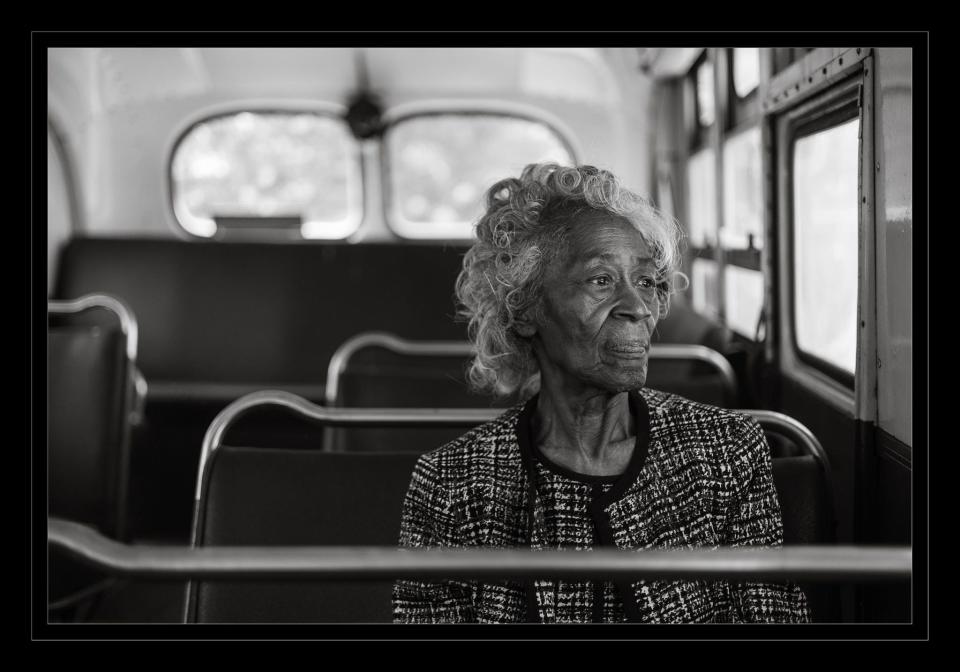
xmin=325 ymin=331 xmax=475 ymax=405
xmin=193 ymin=392 xmax=497 ymax=503
xmin=187 ymin=392 xmax=509 ymax=622
xmin=195 ymin=394 xmax=832 ymax=512
xmin=746 ymin=409 xmax=834 ymax=494
xmin=187 ymin=392 xmax=839 ymax=622
xmin=324 ymin=332 xmax=739 ymax=407
xmin=647 ymin=343 xmax=738 ymax=404
xmin=50 ymin=518 xmax=910 ymax=583
xmin=49 ymin=293 xmax=138 ymax=363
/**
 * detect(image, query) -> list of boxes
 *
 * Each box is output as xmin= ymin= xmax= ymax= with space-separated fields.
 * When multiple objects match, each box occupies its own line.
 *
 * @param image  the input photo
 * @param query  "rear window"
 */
xmin=384 ymin=114 xmax=575 ymax=239
xmin=171 ymin=111 xmax=362 ymax=239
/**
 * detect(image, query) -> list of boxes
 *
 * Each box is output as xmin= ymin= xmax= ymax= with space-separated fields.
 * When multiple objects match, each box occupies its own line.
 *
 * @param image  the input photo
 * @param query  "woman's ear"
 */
xmin=513 ymin=312 xmax=537 ymax=338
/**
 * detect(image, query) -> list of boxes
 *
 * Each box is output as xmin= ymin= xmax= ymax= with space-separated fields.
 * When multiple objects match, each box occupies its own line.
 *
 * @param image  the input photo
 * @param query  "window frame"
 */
xmin=47 ymin=118 xmax=80 ymax=236
xmin=683 ymin=50 xmax=723 ymax=320
xmin=775 ymin=71 xmax=866 ymax=405
xmin=718 ymin=46 xmax=765 ymax=340
xmin=720 ymin=122 xmax=764 ymax=269
xmin=772 ymin=48 xmax=816 ymax=76
xmin=727 ymin=47 xmax=762 ymax=130
xmin=167 ymin=108 xmax=364 ymax=241
xmin=667 ymin=46 xmax=874 ymax=412
xmin=684 ymin=48 xmax=768 ymax=337
xmin=788 ymin=101 xmax=861 ymax=387
xmin=686 ymin=50 xmax=715 ymax=154
xmin=380 ymin=110 xmax=578 ymax=241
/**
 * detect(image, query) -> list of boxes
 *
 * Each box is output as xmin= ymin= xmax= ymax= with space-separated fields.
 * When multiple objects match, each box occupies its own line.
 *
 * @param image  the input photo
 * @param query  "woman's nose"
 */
xmin=613 ymin=283 xmax=654 ymax=322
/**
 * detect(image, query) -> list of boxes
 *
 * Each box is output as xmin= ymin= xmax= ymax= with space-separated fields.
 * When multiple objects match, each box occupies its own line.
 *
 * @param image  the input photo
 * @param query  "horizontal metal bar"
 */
xmin=326 ymin=332 xmax=476 ymax=404
xmin=325 ymin=333 xmax=739 ymax=407
xmin=648 ymin=344 xmax=738 ymax=402
xmin=147 ymin=382 xmax=328 ymax=404
xmin=50 ymin=519 xmax=910 ymax=583
xmin=194 ymin=391 xmax=503 ymax=510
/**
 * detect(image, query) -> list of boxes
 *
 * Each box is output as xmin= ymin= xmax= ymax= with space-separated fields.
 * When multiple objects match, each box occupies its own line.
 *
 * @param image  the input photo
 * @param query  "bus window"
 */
xmin=792 ymin=117 xmax=860 ymax=378
xmin=721 ymin=126 xmax=764 ymax=338
xmin=724 ymin=265 xmax=764 ymax=339
xmin=691 ymin=257 xmax=721 ymax=319
xmin=721 ymin=125 xmax=763 ymax=251
xmin=384 ymin=114 xmax=573 ymax=240
xmin=732 ymin=48 xmax=760 ymax=99
xmin=686 ymin=148 xmax=717 ymax=248
xmin=170 ymin=111 xmax=362 ymax=240
xmin=695 ymin=58 xmax=715 ymax=128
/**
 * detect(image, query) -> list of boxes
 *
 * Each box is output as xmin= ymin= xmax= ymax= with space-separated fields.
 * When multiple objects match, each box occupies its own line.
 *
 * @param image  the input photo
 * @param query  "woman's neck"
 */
xmin=532 ymin=376 xmax=635 ymax=475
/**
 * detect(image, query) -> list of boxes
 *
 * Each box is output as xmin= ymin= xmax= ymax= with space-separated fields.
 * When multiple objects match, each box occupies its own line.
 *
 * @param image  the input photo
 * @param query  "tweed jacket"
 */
xmin=392 ymin=387 xmax=810 ymax=623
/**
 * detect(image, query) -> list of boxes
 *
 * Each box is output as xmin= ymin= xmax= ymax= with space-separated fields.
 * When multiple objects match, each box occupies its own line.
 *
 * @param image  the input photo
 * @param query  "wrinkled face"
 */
xmin=529 ymin=213 xmax=660 ymax=394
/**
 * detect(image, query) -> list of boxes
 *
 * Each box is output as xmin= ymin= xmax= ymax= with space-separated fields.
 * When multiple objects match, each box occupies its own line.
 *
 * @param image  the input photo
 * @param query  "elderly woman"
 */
xmin=392 ymin=163 xmax=809 ymax=623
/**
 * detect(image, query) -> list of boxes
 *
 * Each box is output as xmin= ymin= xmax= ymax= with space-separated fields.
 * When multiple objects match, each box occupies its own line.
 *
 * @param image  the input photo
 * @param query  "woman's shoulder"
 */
xmin=639 ymin=387 xmax=767 ymax=467
xmin=639 ymin=387 xmax=758 ymax=430
xmin=415 ymin=401 xmax=526 ymax=478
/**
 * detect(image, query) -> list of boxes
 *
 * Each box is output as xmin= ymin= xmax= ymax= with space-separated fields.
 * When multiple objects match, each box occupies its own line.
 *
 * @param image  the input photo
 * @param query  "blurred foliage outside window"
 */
xmin=171 ymin=112 xmax=360 ymax=238
xmin=722 ymin=126 xmax=764 ymax=250
xmin=691 ymin=258 xmax=720 ymax=320
xmin=386 ymin=115 xmax=574 ymax=239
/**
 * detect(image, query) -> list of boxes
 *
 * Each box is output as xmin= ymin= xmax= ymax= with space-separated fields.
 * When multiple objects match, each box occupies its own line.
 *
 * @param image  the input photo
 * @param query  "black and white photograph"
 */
xmin=35 ymin=37 xmax=925 ymax=640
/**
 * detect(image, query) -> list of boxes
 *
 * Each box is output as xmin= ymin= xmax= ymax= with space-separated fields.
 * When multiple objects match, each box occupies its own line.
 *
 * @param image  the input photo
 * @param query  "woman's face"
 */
xmin=528 ymin=213 xmax=660 ymax=394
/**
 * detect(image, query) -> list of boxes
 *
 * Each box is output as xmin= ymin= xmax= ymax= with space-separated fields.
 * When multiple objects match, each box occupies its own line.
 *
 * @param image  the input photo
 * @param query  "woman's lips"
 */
xmin=607 ymin=342 xmax=649 ymax=356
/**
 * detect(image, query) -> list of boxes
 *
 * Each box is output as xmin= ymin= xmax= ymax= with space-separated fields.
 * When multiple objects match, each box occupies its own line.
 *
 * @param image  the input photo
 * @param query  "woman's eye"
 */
xmin=637 ymin=276 xmax=656 ymax=289
xmin=589 ymin=276 xmax=611 ymax=287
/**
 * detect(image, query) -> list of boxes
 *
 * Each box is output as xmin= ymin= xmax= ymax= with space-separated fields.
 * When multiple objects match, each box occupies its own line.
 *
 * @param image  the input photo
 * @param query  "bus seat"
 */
xmin=187 ymin=448 xmax=420 ymax=623
xmin=53 ymin=238 xmax=467 ymax=538
xmin=771 ymin=456 xmax=839 ymax=622
xmin=48 ymin=295 xmax=140 ymax=618
xmin=185 ymin=403 xmax=838 ymax=623
xmin=327 ymin=333 xmax=505 ymax=453
xmin=327 ymin=332 xmax=738 ymax=453
xmin=771 ymin=456 xmax=835 ymax=545
xmin=54 ymin=238 xmax=467 ymax=390
xmin=649 ymin=301 xmax=737 ymax=406
xmin=652 ymin=300 xmax=732 ymax=354
xmin=184 ymin=451 xmax=839 ymax=623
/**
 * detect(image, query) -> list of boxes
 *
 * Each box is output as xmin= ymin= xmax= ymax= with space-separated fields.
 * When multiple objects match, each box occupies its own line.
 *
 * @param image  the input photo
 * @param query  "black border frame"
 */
xmin=29 ymin=30 xmax=931 ymax=643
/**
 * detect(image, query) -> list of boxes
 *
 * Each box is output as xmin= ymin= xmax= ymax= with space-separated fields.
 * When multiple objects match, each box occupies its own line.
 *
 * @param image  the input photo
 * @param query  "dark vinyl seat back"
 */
xmin=645 ymin=360 xmax=731 ymax=407
xmin=331 ymin=343 xmax=510 ymax=453
xmin=189 ymin=449 xmax=420 ymax=623
xmin=328 ymin=332 xmax=738 ymax=453
xmin=189 ymin=395 xmax=837 ymax=623
xmin=649 ymin=301 xmax=737 ymax=407
xmin=54 ymin=238 xmax=467 ymax=538
xmin=48 ymin=320 xmax=127 ymax=535
xmin=652 ymin=300 xmax=732 ymax=354
xmin=48 ymin=296 xmax=138 ymax=612
xmin=771 ymin=456 xmax=833 ymax=547
xmin=54 ymin=239 xmax=468 ymax=389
